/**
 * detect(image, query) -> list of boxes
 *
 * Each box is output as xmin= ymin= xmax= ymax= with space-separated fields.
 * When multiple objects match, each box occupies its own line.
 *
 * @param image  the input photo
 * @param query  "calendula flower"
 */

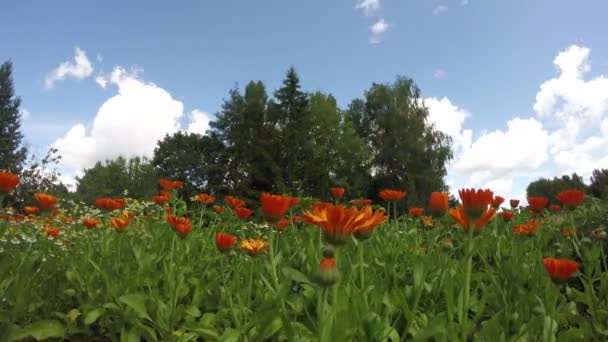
xmin=0 ymin=171 xmax=19 ymax=193
xmin=35 ymin=193 xmax=58 ymax=209
xmin=235 ymin=207 xmax=254 ymax=220
xmin=409 ymin=207 xmax=424 ymax=217
xmin=95 ymin=198 xmax=126 ymax=211
xmin=213 ymin=206 xmax=225 ymax=214
xmin=62 ymin=217 xmax=74 ymax=224
xmin=225 ymin=196 xmax=246 ymax=208
xmin=509 ymin=199 xmax=520 ymax=209
xmin=500 ymin=211 xmax=515 ymax=222
xmin=543 ymin=258 xmax=580 ymax=283
xmin=215 ymin=232 xmax=237 ymax=252
xmin=557 ymin=189 xmax=585 ymax=210
xmin=240 ymin=238 xmax=270 ymax=256
xmin=289 ymin=197 xmax=300 ymax=207
xmin=260 ymin=193 xmax=291 ymax=219
xmin=429 ymin=192 xmax=449 ymax=217
xmin=194 ymin=193 xmax=215 ymax=205
xmin=527 ymin=197 xmax=549 ymax=215
xmin=166 ymin=215 xmax=192 ymax=238
xmin=273 ymin=217 xmax=291 ymax=230
xmin=159 ymin=179 xmax=184 ymax=190
xmin=82 ymin=218 xmax=101 ymax=228
xmin=292 ymin=215 xmax=302 ymax=223
xmin=459 ymin=188 xmax=493 ymax=220
xmin=592 ymin=228 xmax=607 ymax=240
xmin=330 ymin=187 xmax=345 ymax=198
xmin=304 ymin=204 xmax=387 ymax=245
xmin=420 ymin=216 xmax=433 ymax=228
xmin=561 ymin=228 xmax=576 ymax=237
xmin=24 ymin=206 xmax=39 ymax=215
xmin=110 ymin=216 xmax=130 ymax=231
xmin=440 ymin=238 xmax=454 ymax=250
xmin=449 ymin=206 xmax=495 ymax=232
xmin=153 ymin=195 xmax=169 ymax=205
xmin=512 ymin=220 xmax=541 ymax=236
xmin=43 ymin=226 xmax=60 ymax=238
xmin=379 ymin=189 xmax=407 ymax=201
xmin=351 ymin=199 xmax=373 ymax=206
xmin=551 ymin=204 xmax=561 ymax=213
xmin=492 ymin=196 xmax=505 ymax=208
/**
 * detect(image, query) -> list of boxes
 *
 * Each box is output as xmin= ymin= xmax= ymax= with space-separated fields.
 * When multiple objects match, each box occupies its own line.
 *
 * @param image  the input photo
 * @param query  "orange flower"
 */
xmin=543 ymin=258 xmax=580 ymax=283
xmin=24 ymin=206 xmax=39 ymax=215
xmin=260 ymin=193 xmax=291 ymax=219
xmin=449 ymin=206 xmax=496 ymax=232
xmin=289 ymin=197 xmax=300 ymax=207
xmin=320 ymin=257 xmax=337 ymax=271
xmin=492 ymin=196 xmax=505 ymax=208
xmin=551 ymin=204 xmax=561 ymax=213
xmin=509 ymin=199 xmax=520 ymax=209
xmin=557 ymin=189 xmax=585 ymax=210
xmin=213 ymin=206 xmax=225 ymax=214
xmin=330 ymin=187 xmax=345 ymax=198
xmin=160 ymin=190 xmax=172 ymax=197
xmin=292 ymin=215 xmax=302 ymax=223
xmin=304 ymin=204 xmax=387 ymax=245
xmin=166 ymin=215 xmax=192 ymax=237
xmin=512 ymin=220 xmax=541 ymax=236
xmin=194 ymin=193 xmax=215 ymax=205
xmin=159 ymin=179 xmax=184 ymax=190
xmin=458 ymin=188 xmax=493 ymax=220
xmin=500 ymin=211 xmax=515 ymax=222
xmin=527 ymin=197 xmax=549 ymax=214
xmin=351 ymin=199 xmax=373 ymax=206
xmin=110 ymin=216 xmax=130 ymax=231
xmin=95 ymin=198 xmax=126 ymax=211
xmin=235 ymin=207 xmax=254 ymax=220
xmin=240 ymin=238 xmax=270 ymax=256
xmin=35 ymin=193 xmax=58 ymax=209
xmin=216 ymin=232 xmax=237 ymax=252
xmin=0 ymin=171 xmax=19 ymax=193
xmin=82 ymin=218 xmax=101 ymax=228
xmin=273 ymin=217 xmax=291 ymax=230
xmin=379 ymin=189 xmax=407 ymax=201
xmin=420 ymin=216 xmax=433 ymax=228
xmin=310 ymin=201 xmax=333 ymax=212
xmin=409 ymin=207 xmax=424 ymax=217
xmin=429 ymin=192 xmax=449 ymax=217
xmin=225 ymin=196 xmax=246 ymax=208
xmin=561 ymin=228 xmax=576 ymax=237
xmin=43 ymin=227 xmax=60 ymax=238
xmin=153 ymin=195 xmax=169 ymax=205
xmin=62 ymin=217 xmax=74 ymax=224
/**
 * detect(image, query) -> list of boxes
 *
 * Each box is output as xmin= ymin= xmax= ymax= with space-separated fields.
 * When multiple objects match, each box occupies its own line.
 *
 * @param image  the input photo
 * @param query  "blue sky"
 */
xmin=2 ymin=0 xmax=608 ymax=202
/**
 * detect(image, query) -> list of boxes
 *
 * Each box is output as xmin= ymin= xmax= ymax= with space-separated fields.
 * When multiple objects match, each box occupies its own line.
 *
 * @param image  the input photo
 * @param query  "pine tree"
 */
xmin=0 ymin=61 xmax=27 ymax=173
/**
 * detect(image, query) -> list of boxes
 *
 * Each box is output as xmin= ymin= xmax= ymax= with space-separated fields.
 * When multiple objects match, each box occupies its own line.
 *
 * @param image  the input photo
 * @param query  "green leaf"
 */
xmin=185 ymin=305 xmax=201 ymax=318
xmin=84 ymin=308 xmax=105 ymax=325
xmin=282 ymin=266 xmax=311 ymax=284
xmin=220 ymin=328 xmax=240 ymax=342
xmin=193 ymin=328 xmax=220 ymax=340
xmin=119 ymin=294 xmax=152 ymax=321
xmin=120 ymin=327 xmax=140 ymax=342
xmin=260 ymin=316 xmax=283 ymax=340
xmin=8 ymin=320 xmax=66 ymax=341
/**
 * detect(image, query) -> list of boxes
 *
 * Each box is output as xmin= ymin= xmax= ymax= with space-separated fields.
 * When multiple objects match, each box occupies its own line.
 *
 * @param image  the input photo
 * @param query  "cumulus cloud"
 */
xmin=355 ymin=0 xmax=381 ymax=16
xmin=433 ymin=5 xmax=448 ymax=15
xmin=44 ymin=47 xmax=94 ymax=89
xmin=424 ymin=97 xmax=472 ymax=155
xmin=187 ymin=110 xmax=211 ymax=135
xmin=370 ymin=18 xmax=389 ymax=44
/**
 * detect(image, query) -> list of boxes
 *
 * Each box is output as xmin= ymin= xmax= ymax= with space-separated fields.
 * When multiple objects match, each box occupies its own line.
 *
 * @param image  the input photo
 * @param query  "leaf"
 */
xmin=220 ymin=328 xmax=240 ymax=342
xmin=65 ymin=309 xmax=81 ymax=322
xmin=193 ymin=328 xmax=220 ymax=340
xmin=8 ymin=320 xmax=66 ymax=341
xmin=119 ymin=294 xmax=151 ymax=321
xmin=120 ymin=327 xmax=140 ymax=342
xmin=260 ymin=316 xmax=283 ymax=340
xmin=282 ymin=266 xmax=311 ymax=284
xmin=185 ymin=305 xmax=201 ymax=318
xmin=84 ymin=308 xmax=105 ymax=325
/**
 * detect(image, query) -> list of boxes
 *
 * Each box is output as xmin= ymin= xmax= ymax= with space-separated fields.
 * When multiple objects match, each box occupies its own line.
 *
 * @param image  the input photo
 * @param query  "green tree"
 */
xmin=526 ymin=173 xmax=587 ymax=204
xmin=0 ymin=61 xmax=27 ymax=173
xmin=589 ymin=169 xmax=608 ymax=199
xmin=75 ymin=156 xmax=158 ymax=204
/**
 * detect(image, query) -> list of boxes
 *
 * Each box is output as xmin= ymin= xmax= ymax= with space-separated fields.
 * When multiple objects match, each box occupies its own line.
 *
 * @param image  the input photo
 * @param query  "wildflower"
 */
xmin=551 ymin=204 xmax=561 ymax=213
xmin=557 ymin=189 xmax=585 ymax=210
xmin=492 ymin=196 xmax=505 ymax=208
xmin=225 ymin=196 xmax=246 ymax=208
xmin=289 ymin=197 xmax=300 ymax=207
xmin=420 ymin=216 xmax=433 ymax=228
xmin=513 ymin=220 xmax=541 ymax=236
xmin=215 ymin=232 xmax=237 ymax=252
xmin=240 ymin=238 xmax=270 ymax=256
xmin=429 ymin=192 xmax=449 ymax=217
xmin=95 ymin=198 xmax=126 ymax=211
xmin=304 ymin=204 xmax=387 ymax=245
xmin=273 ymin=217 xmax=291 ymax=230
xmin=449 ymin=206 xmax=495 ymax=233
xmin=330 ymin=187 xmax=345 ymax=198
xmin=351 ymin=199 xmax=373 ymax=206
xmin=153 ymin=195 xmax=169 ymax=205
xmin=213 ymin=206 xmax=225 ymax=214
xmin=194 ymin=193 xmax=215 ymax=205
xmin=82 ymin=218 xmax=101 ymax=228
xmin=166 ymin=215 xmax=192 ymax=238
xmin=459 ymin=188 xmax=493 ymax=220
xmin=235 ymin=207 xmax=254 ymax=220
xmin=500 ymin=211 xmax=515 ymax=222
xmin=35 ymin=193 xmax=58 ymax=209
xmin=62 ymin=217 xmax=74 ymax=224
xmin=24 ymin=206 xmax=40 ymax=215
xmin=510 ymin=199 xmax=520 ymax=209
xmin=527 ymin=197 xmax=549 ymax=215
xmin=260 ymin=193 xmax=291 ymax=219
xmin=43 ymin=227 xmax=60 ymax=239
xmin=312 ymin=247 xmax=339 ymax=287
xmin=379 ymin=189 xmax=407 ymax=201
xmin=543 ymin=258 xmax=580 ymax=283
xmin=409 ymin=207 xmax=424 ymax=217
xmin=110 ymin=216 xmax=130 ymax=231
xmin=0 ymin=171 xmax=19 ymax=193
xmin=159 ymin=179 xmax=184 ymax=190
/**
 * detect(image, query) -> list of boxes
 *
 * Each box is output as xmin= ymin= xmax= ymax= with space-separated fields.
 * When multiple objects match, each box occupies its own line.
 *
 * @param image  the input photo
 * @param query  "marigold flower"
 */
xmin=310 ymin=201 xmax=333 ymax=212
xmin=289 ymin=197 xmax=300 ymax=207
xmin=62 ymin=217 xmax=74 ymax=224
xmin=492 ymin=196 xmax=505 ymax=208
xmin=260 ymin=193 xmax=291 ymax=219
xmin=35 ymin=193 xmax=57 ymax=209
xmin=313 ymin=257 xmax=339 ymax=287
xmin=153 ymin=195 xmax=169 ymax=205
xmin=500 ymin=211 xmax=515 ymax=222
xmin=24 ymin=206 xmax=39 ymax=215
xmin=0 ymin=171 xmax=19 ymax=193
xmin=557 ymin=189 xmax=585 ymax=210
xmin=561 ymin=228 xmax=576 ymax=237
xmin=273 ymin=217 xmax=291 ymax=230
xmin=509 ymin=199 xmax=520 ymax=209
xmin=379 ymin=189 xmax=407 ymax=201
xmin=43 ymin=227 xmax=60 ymax=238
xmin=159 ymin=179 xmax=184 ymax=190
xmin=166 ymin=215 xmax=192 ymax=237
xmin=110 ymin=216 xmax=130 ymax=231
xmin=512 ymin=220 xmax=541 ymax=236
xmin=409 ymin=207 xmax=424 ymax=217
xmin=429 ymin=192 xmax=449 ymax=217
xmin=194 ymin=193 xmax=215 ymax=205
xmin=543 ymin=258 xmax=580 ymax=283
xmin=459 ymin=188 xmax=493 ymax=220
xmin=82 ymin=218 xmax=101 ymax=228
xmin=216 ymin=232 xmax=237 ymax=252
xmin=527 ymin=197 xmax=549 ymax=214
xmin=292 ymin=215 xmax=302 ymax=223
xmin=225 ymin=196 xmax=246 ymax=208
xmin=449 ymin=206 xmax=495 ymax=232
xmin=551 ymin=204 xmax=561 ymax=213
xmin=213 ymin=206 xmax=225 ymax=214
xmin=330 ymin=187 xmax=345 ymax=198
xmin=420 ymin=216 xmax=433 ymax=228
xmin=95 ymin=198 xmax=126 ymax=211
xmin=235 ymin=207 xmax=254 ymax=220
xmin=351 ymin=199 xmax=373 ymax=206
xmin=240 ymin=238 xmax=270 ymax=256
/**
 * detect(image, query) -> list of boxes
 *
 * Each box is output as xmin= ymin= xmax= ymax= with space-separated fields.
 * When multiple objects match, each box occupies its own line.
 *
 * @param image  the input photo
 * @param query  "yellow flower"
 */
xmin=240 ymin=239 xmax=270 ymax=256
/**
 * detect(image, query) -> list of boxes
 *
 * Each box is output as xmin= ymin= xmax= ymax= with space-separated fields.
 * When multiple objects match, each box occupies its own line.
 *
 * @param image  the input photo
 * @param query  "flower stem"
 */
xmin=460 ymin=227 xmax=475 ymax=341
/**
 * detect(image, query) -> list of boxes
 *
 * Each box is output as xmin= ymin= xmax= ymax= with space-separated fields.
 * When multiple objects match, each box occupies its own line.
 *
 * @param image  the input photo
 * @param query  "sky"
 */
xmin=2 ymin=0 xmax=608 ymax=203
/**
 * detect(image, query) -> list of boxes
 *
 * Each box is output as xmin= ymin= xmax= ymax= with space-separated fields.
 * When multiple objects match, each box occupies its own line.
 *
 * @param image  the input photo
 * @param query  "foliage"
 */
xmin=0 ymin=61 xmax=27 ymax=174
xmin=527 ymin=173 xmax=588 ymax=204
xmin=589 ymin=169 xmax=608 ymax=199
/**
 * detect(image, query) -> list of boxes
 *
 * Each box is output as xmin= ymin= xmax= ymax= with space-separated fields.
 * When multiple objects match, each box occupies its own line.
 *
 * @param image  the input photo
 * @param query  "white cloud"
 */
xmin=433 ymin=69 xmax=446 ymax=79
xmin=52 ymin=66 xmax=207 ymax=178
xmin=95 ymin=75 xmax=108 ymax=89
xmin=44 ymin=47 xmax=94 ymax=89
xmin=355 ymin=0 xmax=381 ymax=16
xmin=370 ymin=18 xmax=388 ymax=44
xmin=433 ymin=5 xmax=448 ymax=15
xmin=187 ymin=110 xmax=211 ymax=135
xmin=20 ymin=109 xmax=30 ymax=120
xmin=424 ymin=97 xmax=472 ymax=155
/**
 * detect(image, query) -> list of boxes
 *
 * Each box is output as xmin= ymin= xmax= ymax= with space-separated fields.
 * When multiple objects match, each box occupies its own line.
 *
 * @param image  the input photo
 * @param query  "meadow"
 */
xmin=1 ymin=173 xmax=608 ymax=341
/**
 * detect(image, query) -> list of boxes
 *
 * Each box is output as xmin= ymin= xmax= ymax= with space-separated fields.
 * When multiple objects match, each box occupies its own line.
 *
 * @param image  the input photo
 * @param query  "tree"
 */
xmin=589 ymin=169 xmax=608 ymax=199
xmin=526 ymin=173 xmax=587 ymax=204
xmin=75 ymin=156 xmax=158 ymax=204
xmin=0 ymin=61 xmax=27 ymax=173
